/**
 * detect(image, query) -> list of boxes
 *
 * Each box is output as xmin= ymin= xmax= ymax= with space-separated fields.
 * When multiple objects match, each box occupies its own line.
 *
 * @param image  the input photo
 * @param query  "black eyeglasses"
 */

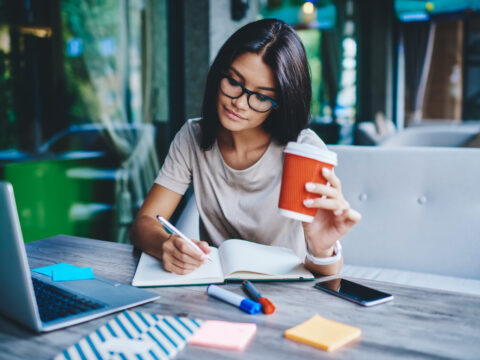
xmin=219 ymin=74 xmax=278 ymax=113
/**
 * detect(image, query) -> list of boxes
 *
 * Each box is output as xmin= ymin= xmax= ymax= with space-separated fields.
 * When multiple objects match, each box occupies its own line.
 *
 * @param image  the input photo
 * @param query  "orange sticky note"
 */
xmin=284 ymin=314 xmax=361 ymax=352
xmin=188 ymin=320 xmax=256 ymax=351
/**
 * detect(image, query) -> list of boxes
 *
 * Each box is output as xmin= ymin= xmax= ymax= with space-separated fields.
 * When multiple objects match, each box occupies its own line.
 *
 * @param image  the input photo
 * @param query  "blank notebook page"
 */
xmin=220 ymin=239 xmax=304 ymax=275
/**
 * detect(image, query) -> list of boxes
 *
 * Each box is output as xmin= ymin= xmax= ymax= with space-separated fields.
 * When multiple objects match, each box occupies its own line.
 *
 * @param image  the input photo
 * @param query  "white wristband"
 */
xmin=305 ymin=241 xmax=342 ymax=265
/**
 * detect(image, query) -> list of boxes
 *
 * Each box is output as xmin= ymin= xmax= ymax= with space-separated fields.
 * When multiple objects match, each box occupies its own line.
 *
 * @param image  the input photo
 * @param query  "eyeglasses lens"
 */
xmin=220 ymin=77 xmax=273 ymax=113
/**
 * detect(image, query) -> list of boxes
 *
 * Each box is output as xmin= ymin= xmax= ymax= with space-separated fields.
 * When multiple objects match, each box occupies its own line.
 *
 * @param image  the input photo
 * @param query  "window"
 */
xmin=0 ymin=0 xmax=147 ymax=152
xmin=61 ymin=0 xmax=144 ymax=126
xmin=396 ymin=0 xmax=480 ymax=124
xmin=0 ymin=2 xmax=17 ymax=151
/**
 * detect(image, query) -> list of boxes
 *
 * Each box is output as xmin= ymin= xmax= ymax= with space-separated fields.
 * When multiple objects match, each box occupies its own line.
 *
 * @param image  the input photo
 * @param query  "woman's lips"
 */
xmin=225 ymin=107 xmax=246 ymax=121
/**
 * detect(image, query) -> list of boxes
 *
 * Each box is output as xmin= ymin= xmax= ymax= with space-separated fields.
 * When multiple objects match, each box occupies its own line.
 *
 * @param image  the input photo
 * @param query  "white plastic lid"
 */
xmin=283 ymin=142 xmax=337 ymax=166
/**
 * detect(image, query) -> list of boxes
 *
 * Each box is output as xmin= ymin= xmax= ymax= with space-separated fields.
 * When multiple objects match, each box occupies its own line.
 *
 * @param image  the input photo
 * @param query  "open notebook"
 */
xmin=132 ymin=239 xmax=314 ymax=287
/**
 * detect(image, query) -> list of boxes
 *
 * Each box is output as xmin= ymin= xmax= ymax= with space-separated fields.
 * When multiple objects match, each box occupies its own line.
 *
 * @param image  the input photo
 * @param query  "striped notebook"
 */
xmin=54 ymin=311 xmax=203 ymax=360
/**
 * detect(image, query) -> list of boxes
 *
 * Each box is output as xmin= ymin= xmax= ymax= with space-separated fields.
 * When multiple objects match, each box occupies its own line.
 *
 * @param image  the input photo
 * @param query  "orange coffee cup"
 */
xmin=278 ymin=142 xmax=338 ymax=222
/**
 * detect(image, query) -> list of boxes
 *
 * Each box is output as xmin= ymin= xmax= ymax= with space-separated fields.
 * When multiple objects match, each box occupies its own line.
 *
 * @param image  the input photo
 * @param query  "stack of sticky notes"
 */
xmin=54 ymin=311 xmax=203 ymax=360
xmin=284 ymin=314 xmax=361 ymax=352
xmin=32 ymin=263 xmax=95 ymax=282
xmin=188 ymin=320 xmax=257 ymax=351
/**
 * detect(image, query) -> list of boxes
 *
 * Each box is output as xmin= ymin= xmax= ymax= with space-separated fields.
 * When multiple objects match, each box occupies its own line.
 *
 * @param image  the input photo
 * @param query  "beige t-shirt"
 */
xmin=155 ymin=118 xmax=327 ymax=259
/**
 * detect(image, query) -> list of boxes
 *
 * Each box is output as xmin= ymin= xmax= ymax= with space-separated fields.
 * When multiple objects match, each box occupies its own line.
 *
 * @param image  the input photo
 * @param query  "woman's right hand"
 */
xmin=160 ymin=234 xmax=211 ymax=275
xmin=131 ymin=184 xmax=211 ymax=275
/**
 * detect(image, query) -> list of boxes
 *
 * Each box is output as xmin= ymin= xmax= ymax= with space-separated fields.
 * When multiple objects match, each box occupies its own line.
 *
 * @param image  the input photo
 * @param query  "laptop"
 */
xmin=0 ymin=181 xmax=160 ymax=332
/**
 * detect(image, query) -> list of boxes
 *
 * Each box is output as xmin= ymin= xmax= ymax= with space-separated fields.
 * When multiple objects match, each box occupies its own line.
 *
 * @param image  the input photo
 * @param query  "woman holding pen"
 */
xmin=131 ymin=19 xmax=361 ymax=276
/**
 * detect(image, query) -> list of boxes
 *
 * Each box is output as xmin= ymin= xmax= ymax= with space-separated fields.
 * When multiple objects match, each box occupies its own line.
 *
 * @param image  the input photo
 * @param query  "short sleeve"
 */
xmin=154 ymin=122 xmax=195 ymax=195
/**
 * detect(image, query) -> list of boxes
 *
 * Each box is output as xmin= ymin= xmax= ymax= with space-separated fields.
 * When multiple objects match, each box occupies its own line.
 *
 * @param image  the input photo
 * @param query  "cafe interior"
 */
xmin=0 ymin=0 xmax=479 ymax=357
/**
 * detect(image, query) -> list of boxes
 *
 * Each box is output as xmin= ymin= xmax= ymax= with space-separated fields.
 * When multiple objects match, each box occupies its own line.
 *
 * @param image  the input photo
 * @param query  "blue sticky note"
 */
xmin=32 ymin=263 xmax=80 ymax=277
xmin=32 ymin=265 xmax=54 ymax=277
xmin=33 ymin=263 xmax=95 ymax=281
xmin=52 ymin=266 xmax=95 ymax=282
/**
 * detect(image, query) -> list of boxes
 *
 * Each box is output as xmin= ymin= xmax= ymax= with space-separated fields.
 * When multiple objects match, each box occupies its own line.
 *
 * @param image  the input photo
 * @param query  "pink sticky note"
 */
xmin=188 ymin=320 xmax=257 ymax=351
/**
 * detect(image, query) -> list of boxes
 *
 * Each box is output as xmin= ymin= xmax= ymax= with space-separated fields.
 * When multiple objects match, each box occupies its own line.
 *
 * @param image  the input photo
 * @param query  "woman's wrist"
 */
xmin=305 ymin=241 xmax=342 ymax=266
xmin=308 ymin=245 xmax=335 ymax=258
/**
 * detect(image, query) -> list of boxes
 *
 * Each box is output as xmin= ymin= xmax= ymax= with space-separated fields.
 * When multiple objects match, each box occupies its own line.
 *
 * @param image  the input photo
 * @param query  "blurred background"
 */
xmin=1 ymin=0 xmax=479 ymax=243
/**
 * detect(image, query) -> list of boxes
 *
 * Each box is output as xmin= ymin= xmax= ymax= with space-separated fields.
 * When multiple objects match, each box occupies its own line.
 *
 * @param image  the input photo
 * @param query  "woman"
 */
xmin=131 ymin=19 xmax=361 ymax=276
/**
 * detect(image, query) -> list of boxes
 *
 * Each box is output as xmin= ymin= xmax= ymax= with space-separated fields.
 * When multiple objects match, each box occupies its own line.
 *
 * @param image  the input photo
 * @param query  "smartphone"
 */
xmin=314 ymin=278 xmax=394 ymax=307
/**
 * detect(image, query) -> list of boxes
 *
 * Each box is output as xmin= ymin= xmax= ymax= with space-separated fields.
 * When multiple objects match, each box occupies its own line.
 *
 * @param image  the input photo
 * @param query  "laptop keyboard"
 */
xmin=32 ymin=277 xmax=104 ymax=323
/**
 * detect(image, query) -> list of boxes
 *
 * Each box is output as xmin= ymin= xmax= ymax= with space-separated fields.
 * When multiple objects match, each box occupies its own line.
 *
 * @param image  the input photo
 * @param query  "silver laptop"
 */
xmin=0 ymin=181 xmax=159 ymax=332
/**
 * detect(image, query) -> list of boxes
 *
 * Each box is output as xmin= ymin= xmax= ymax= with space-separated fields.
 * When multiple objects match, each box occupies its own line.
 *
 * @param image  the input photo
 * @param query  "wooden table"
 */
xmin=1 ymin=235 xmax=479 ymax=360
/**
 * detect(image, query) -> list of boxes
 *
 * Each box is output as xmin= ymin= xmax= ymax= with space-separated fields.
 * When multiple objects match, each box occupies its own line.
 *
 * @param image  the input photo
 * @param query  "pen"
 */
xmin=207 ymin=285 xmax=261 ymax=314
xmin=242 ymin=280 xmax=276 ymax=314
xmin=156 ymin=215 xmax=212 ymax=262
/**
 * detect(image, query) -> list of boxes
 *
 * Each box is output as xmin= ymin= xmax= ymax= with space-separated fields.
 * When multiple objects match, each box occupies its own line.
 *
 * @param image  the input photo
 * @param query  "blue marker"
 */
xmin=207 ymin=285 xmax=261 ymax=314
xmin=242 ymin=280 xmax=276 ymax=314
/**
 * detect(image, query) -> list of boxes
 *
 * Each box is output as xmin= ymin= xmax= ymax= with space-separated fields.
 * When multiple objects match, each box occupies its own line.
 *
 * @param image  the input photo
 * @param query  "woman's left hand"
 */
xmin=302 ymin=167 xmax=361 ymax=257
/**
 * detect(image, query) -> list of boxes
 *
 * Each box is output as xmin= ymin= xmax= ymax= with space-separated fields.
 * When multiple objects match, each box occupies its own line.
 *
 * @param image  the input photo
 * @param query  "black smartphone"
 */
xmin=314 ymin=278 xmax=394 ymax=307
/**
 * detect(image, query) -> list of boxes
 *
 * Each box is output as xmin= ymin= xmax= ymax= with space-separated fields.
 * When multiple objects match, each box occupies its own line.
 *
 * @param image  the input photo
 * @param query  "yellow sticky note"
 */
xmin=284 ymin=314 xmax=361 ymax=352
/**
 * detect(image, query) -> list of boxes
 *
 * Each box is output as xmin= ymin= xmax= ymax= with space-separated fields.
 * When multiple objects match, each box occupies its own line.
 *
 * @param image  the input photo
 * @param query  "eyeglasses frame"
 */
xmin=219 ymin=74 xmax=278 ymax=113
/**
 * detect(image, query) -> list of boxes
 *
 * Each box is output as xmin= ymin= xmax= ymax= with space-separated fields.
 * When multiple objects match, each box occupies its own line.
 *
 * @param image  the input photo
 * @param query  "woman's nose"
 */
xmin=231 ymin=92 xmax=249 ymax=111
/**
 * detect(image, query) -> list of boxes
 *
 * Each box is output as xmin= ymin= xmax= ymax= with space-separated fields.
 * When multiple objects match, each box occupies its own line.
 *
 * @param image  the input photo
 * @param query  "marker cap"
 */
xmin=239 ymin=299 xmax=262 ymax=314
xmin=258 ymin=297 xmax=276 ymax=315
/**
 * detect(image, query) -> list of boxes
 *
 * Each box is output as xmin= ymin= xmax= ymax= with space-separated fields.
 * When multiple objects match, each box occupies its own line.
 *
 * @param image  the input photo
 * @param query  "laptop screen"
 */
xmin=0 ymin=181 xmax=42 ymax=330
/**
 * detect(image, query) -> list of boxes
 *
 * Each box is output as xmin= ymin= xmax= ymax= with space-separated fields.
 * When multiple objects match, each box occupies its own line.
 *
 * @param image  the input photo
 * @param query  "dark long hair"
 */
xmin=200 ymin=18 xmax=311 ymax=150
